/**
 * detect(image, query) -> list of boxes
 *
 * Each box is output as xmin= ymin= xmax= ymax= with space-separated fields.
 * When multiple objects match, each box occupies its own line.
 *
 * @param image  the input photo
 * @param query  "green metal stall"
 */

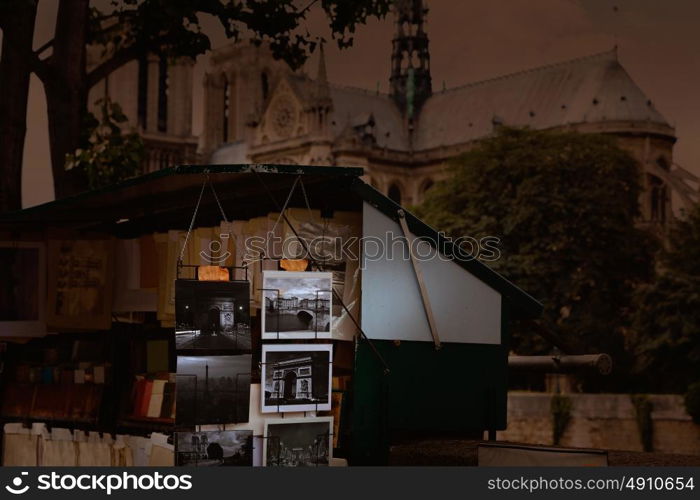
xmin=349 ymin=183 xmax=541 ymax=465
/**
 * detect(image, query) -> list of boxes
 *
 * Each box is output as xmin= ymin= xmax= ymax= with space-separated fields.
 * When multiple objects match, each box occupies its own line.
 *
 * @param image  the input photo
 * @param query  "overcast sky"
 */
xmin=264 ymin=275 xmax=331 ymax=300
xmin=177 ymin=354 xmax=251 ymax=379
xmin=14 ymin=0 xmax=700 ymax=207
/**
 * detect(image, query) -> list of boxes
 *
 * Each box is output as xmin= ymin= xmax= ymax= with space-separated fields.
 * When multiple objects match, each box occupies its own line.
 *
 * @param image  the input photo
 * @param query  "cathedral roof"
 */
xmin=328 ymin=85 xmax=409 ymax=150
xmin=413 ymin=49 xmax=671 ymax=151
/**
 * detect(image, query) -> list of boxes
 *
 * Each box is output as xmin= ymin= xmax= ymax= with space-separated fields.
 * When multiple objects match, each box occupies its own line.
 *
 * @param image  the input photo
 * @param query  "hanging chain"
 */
xmin=299 ymin=176 xmax=314 ymax=221
xmin=207 ymin=175 xmax=229 ymax=223
xmin=269 ymin=175 xmax=301 ymax=236
xmin=179 ymin=178 xmax=208 ymax=263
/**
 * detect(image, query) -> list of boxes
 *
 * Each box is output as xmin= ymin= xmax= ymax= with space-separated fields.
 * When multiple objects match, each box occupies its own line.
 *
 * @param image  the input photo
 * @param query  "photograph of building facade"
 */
xmin=89 ymin=1 xmax=698 ymax=234
xmin=263 ymin=418 xmax=332 ymax=467
xmin=176 ymin=430 xmax=253 ymax=466
xmin=262 ymin=271 xmax=332 ymax=338
xmin=262 ymin=345 xmax=332 ymax=412
xmin=175 ymin=280 xmax=251 ymax=351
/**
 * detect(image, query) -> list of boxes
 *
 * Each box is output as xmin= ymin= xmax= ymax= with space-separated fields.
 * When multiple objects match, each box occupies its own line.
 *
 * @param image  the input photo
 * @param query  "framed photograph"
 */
xmin=175 ymin=280 xmax=251 ymax=352
xmin=263 ymin=417 xmax=333 ymax=467
xmin=0 ymin=242 xmax=46 ymax=337
xmin=261 ymin=344 xmax=333 ymax=413
xmin=176 ymin=430 xmax=253 ymax=466
xmin=261 ymin=271 xmax=333 ymax=339
xmin=176 ymin=354 xmax=252 ymax=426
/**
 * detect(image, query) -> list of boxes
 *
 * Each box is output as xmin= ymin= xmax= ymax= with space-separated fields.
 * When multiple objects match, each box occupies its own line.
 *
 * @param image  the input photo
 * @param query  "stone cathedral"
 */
xmin=88 ymin=0 xmax=699 ymax=228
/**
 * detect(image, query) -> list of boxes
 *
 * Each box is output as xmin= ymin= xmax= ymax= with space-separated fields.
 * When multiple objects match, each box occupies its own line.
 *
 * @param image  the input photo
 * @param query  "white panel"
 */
xmin=361 ymin=202 xmax=502 ymax=344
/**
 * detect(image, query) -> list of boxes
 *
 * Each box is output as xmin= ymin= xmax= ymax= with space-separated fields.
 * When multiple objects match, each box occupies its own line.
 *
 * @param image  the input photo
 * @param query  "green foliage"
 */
xmin=684 ymin=382 xmax=700 ymax=424
xmin=631 ymin=394 xmax=654 ymax=451
xmin=415 ymin=128 xmax=656 ymax=387
xmin=630 ymin=204 xmax=700 ymax=393
xmin=65 ymin=98 xmax=144 ymax=190
xmin=89 ymin=0 xmax=391 ymax=69
xmin=550 ymin=394 xmax=572 ymax=445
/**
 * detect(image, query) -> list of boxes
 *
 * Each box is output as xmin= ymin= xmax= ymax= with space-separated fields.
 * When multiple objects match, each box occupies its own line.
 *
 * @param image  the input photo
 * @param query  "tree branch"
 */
xmin=86 ymin=45 xmax=139 ymax=89
xmin=34 ymin=38 xmax=53 ymax=57
xmin=29 ymin=51 xmax=51 ymax=83
xmin=300 ymin=0 xmax=320 ymax=14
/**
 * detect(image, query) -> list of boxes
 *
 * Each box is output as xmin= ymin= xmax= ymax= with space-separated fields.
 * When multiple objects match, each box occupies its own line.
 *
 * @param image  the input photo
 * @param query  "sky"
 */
xmin=11 ymin=0 xmax=700 ymax=208
xmin=268 ymin=420 xmax=330 ymax=448
xmin=265 ymin=276 xmax=331 ymax=300
xmin=177 ymin=354 xmax=252 ymax=379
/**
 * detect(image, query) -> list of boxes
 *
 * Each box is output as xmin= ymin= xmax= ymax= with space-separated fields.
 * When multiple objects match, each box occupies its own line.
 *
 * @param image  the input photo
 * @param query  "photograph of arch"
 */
xmin=176 ymin=354 xmax=252 ymax=426
xmin=261 ymin=271 xmax=333 ymax=339
xmin=175 ymin=280 xmax=251 ymax=352
xmin=263 ymin=417 xmax=333 ymax=467
xmin=261 ymin=344 xmax=333 ymax=412
xmin=176 ymin=430 xmax=253 ymax=466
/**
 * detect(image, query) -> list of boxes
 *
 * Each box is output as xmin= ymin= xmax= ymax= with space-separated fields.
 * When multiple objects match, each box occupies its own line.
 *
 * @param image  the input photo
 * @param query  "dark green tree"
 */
xmin=416 ymin=128 xmax=657 ymax=388
xmin=630 ymin=204 xmax=700 ymax=393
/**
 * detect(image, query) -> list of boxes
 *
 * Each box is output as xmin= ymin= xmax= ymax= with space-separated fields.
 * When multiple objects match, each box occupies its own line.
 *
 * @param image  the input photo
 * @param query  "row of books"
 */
xmin=1 ymin=383 xmax=103 ymax=422
xmin=130 ymin=374 xmax=176 ymax=421
xmin=14 ymin=363 xmax=111 ymax=385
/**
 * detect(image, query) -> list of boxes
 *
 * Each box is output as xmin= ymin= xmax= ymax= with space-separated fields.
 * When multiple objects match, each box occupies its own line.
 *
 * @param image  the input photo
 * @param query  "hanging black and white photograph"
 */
xmin=176 ymin=354 xmax=251 ymax=426
xmin=175 ymin=280 xmax=251 ymax=352
xmin=175 ymin=430 xmax=253 ymax=466
xmin=261 ymin=271 xmax=333 ymax=339
xmin=263 ymin=417 xmax=333 ymax=467
xmin=261 ymin=344 xmax=333 ymax=412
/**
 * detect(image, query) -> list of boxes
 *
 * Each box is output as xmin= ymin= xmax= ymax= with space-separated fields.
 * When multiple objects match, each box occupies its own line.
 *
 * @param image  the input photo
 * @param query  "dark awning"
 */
xmin=1 ymin=163 xmax=542 ymax=319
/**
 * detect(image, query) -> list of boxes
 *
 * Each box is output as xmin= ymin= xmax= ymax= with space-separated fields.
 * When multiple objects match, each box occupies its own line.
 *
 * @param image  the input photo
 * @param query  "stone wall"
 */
xmin=498 ymin=392 xmax=700 ymax=455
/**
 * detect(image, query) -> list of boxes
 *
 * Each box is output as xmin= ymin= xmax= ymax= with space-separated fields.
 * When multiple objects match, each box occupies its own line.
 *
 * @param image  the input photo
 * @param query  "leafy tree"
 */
xmin=630 ymin=204 xmax=700 ymax=393
xmin=65 ymin=97 xmax=145 ymax=190
xmin=0 ymin=0 xmax=391 ymax=208
xmin=415 ymin=128 xmax=656 ymax=388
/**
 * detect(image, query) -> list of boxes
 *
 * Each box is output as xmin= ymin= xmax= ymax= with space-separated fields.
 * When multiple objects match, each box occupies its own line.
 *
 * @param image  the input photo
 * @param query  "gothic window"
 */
xmin=411 ymin=50 xmax=420 ymax=66
xmin=388 ymin=183 xmax=402 ymax=205
xmin=261 ymin=72 xmax=270 ymax=101
xmin=400 ymin=53 xmax=409 ymax=70
xmin=157 ymin=55 xmax=169 ymax=132
xmin=649 ymin=174 xmax=667 ymax=222
xmin=137 ymin=54 xmax=148 ymax=129
xmin=223 ymin=78 xmax=230 ymax=142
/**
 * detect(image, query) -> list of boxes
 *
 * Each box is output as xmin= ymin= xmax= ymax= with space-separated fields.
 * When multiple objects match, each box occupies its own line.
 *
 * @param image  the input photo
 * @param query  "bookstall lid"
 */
xmin=0 ymin=163 xmax=541 ymax=319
